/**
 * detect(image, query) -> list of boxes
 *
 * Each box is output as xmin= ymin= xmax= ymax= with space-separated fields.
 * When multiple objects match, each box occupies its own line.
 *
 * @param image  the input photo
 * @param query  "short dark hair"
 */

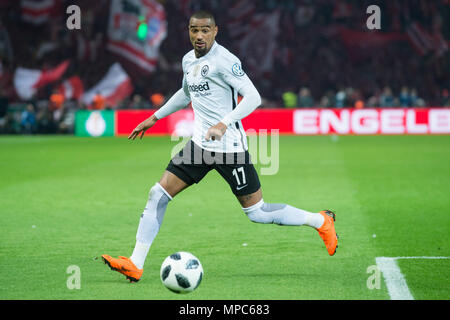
xmin=190 ymin=10 xmax=216 ymax=26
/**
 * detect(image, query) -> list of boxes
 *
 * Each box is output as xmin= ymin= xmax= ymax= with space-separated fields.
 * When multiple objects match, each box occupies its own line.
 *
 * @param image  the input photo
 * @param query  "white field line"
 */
xmin=375 ymin=256 xmax=450 ymax=300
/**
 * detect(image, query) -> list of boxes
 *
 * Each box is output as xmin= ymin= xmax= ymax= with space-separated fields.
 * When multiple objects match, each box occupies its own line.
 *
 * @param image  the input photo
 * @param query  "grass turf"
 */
xmin=0 ymin=135 xmax=449 ymax=300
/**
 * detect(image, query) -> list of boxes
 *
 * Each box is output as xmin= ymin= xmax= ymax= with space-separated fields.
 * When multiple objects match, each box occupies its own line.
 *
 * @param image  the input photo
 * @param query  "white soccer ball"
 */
xmin=160 ymin=251 xmax=203 ymax=294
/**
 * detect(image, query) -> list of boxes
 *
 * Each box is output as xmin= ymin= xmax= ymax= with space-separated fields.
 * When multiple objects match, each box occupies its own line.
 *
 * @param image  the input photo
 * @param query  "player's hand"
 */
xmin=128 ymin=115 xmax=158 ymax=140
xmin=205 ymin=122 xmax=227 ymax=141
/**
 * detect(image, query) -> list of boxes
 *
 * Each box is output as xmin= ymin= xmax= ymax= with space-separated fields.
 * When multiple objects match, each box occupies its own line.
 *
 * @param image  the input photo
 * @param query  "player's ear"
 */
xmin=214 ymin=25 xmax=218 ymax=37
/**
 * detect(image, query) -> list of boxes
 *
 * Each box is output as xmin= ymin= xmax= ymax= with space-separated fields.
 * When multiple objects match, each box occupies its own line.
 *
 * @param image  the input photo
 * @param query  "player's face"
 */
xmin=189 ymin=18 xmax=218 ymax=58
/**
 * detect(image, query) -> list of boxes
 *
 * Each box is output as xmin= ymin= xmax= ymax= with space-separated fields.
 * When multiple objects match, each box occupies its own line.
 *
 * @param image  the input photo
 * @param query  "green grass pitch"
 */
xmin=0 ymin=135 xmax=449 ymax=300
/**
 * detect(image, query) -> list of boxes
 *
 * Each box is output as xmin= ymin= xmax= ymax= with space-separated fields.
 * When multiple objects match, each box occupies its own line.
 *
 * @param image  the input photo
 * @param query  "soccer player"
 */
xmin=102 ymin=11 xmax=338 ymax=282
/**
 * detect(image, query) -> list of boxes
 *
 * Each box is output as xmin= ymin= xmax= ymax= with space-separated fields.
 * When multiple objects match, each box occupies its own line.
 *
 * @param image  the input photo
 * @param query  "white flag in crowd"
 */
xmin=80 ymin=63 xmax=133 ymax=107
xmin=13 ymin=60 xmax=69 ymax=100
xmin=107 ymin=0 xmax=167 ymax=73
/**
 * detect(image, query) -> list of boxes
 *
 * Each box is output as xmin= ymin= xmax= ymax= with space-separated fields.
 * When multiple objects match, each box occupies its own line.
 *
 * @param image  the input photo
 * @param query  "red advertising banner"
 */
xmin=242 ymin=109 xmax=294 ymax=133
xmin=115 ymin=108 xmax=450 ymax=136
xmin=116 ymin=110 xmax=168 ymax=135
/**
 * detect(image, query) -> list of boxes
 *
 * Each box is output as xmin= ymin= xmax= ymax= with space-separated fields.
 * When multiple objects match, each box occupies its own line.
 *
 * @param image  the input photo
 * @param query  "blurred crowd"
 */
xmin=0 ymin=0 xmax=449 ymax=134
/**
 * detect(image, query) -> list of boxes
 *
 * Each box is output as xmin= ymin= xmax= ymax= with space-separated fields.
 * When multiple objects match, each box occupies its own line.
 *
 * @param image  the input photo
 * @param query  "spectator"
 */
xmin=58 ymin=103 xmax=76 ymax=134
xmin=49 ymin=90 xmax=65 ymax=110
xmin=345 ymin=87 xmax=361 ymax=108
xmin=36 ymin=105 xmax=57 ymax=134
xmin=399 ymin=86 xmax=411 ymax=107
xmin=298 ymin=87 xmax=314 ymax=108
xmin=410 ymin=88 xmax=425 ymax=107
xmin=366 ymin=95 xmax=379 ymax=108
xmin=354 ymin=100 xmax=364 ymax=109
xmin=441 ymin=89 xmax=449 ymax=106
xmin=380 ymin=86 xmax=395 ymax=107
xmin=20 ymin=103 xmax=36 ymax=134
xmin=0 ymin=88 xmax=8 ymax=131
xmin=91 ymin=92 xmax=106 ymax=110
xmin=319 ymin=95 xmax=331 ymax=108
xmin=282 ymin=88 xmax=298 ymax=108
xmin=150 ymin=93 xmax=165 ymax=109
xmin=129 ymin=94 xmax=144 ymax=109
xmin=53 ymin=101 xmax=66 ymax=128
xmin=335 ymin=89 xmax=346 ymax=108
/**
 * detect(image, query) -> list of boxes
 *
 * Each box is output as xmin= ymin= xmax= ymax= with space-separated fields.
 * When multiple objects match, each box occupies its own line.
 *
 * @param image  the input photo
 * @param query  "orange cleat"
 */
xmin=316 ymin=210 xmax=339 ymax=256
xmin=101 ymin=255 xmax=143 ymax=282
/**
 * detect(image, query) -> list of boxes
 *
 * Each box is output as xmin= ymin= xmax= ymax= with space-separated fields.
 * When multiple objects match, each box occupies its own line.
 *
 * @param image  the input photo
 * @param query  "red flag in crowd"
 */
xmin=405 ymin=22 xmax=449 ymax=56
xmin=80 ymin=63 xmax=133 ymax=108
xmin=406 ymin=22 xmax=436 ymax=56
xmin=58 ymin=76 xmax=84 ymax=101
xmin=13 ymin=60 xmax=70 ymax=100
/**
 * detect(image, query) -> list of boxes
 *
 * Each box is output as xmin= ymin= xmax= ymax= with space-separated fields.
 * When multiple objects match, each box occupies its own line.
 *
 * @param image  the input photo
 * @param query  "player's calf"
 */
xmin=242 ymin=199 xmax=324 ymax=228
xmin=129 ymin=182 xmax=172 ymax=269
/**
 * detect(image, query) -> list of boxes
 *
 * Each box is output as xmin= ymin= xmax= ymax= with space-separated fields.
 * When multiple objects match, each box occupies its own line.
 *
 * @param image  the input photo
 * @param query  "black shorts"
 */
xmin=166 ymin=140 xmax=261 ymax=196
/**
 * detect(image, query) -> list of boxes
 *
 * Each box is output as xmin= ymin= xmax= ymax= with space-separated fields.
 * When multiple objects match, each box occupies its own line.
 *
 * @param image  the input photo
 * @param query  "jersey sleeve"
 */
xmin=218 ymin=52 xmax=262 ymax=127
xmin=219 ymin=54 xmax=253 ymax=93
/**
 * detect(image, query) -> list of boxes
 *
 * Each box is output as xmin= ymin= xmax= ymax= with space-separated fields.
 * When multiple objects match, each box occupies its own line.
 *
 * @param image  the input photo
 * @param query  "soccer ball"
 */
xmin=160 ymin=251 xmax=203 ymax=294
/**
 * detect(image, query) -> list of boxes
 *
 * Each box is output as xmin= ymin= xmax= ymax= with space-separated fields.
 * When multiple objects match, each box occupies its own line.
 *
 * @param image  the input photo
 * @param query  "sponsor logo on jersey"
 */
xmin=188 ymin=81 xmax=210 ymax=93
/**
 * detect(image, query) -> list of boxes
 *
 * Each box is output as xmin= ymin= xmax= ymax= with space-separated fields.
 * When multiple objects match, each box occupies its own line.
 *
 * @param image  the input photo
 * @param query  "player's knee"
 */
xmin=141 ymin=183 xmax=172 ymax=225
xmin=148 ymin=183 xmax=160 ymax=199
xmin=148 ymin=183 xmax=173 ymax=203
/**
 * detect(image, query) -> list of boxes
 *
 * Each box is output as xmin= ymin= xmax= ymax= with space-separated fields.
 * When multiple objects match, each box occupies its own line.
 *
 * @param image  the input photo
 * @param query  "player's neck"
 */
xmin=195 ymin=51 xmax=205 ymax=58
xmin=194 ymin=41 xmax=215 ymax=58
xmin=195 ymin=49 xmax=209 ymax=59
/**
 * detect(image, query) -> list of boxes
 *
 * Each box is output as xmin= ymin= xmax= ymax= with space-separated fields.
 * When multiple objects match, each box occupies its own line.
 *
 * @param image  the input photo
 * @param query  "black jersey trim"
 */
xmin=229 ymin=86 xmax=247 ymax=151
xmin=230 ymin=86 xmax=239 ymax=129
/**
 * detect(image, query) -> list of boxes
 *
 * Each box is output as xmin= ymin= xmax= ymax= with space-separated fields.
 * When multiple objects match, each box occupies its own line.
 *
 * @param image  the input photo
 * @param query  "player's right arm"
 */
xmin=128 ymin=73 xmax=191 ymax=140
xmin=205 ymin=54 xmax=261 ymax=141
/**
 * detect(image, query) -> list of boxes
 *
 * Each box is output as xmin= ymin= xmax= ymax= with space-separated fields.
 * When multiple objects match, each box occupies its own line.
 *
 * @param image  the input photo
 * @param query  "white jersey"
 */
xmin=181 ymin=41 xmax=255 ymax=153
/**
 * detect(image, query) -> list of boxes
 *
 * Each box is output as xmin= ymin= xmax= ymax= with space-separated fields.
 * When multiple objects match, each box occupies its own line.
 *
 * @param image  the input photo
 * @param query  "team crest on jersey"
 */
xmin=232 ymin=63 xmax=245 ymax=77
xmin=201 ymin=65 xmax=209 ymax=77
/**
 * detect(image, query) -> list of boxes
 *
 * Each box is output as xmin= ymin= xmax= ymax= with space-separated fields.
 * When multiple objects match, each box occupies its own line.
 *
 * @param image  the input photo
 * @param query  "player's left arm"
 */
xmin=220 ymin=81 xmax=261 ymax=128
xmin=205 ymin=62 xmax=261 ymax=141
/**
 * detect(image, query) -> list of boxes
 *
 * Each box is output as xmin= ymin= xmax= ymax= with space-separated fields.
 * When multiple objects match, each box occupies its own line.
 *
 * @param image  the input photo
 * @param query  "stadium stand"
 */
xmin=0 ymin=0 xmax=448 ymax=134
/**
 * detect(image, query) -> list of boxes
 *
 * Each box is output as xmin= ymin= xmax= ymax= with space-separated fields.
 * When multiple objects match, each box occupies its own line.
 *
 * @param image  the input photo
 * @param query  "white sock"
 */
xmin=130 ymin=242 xmax=151 ymax=270
xmin=304 ymin=211 xmax=325 ymax=229
xmin=243 ymin=199 xmax=324 ymax=229
xmin=129 ymin=183 xmax=172 ymax=269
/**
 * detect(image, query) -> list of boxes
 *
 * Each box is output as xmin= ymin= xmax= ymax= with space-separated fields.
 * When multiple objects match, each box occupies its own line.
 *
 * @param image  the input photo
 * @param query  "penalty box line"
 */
xmin=375 ymin=256 xmax=450 ymax=300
